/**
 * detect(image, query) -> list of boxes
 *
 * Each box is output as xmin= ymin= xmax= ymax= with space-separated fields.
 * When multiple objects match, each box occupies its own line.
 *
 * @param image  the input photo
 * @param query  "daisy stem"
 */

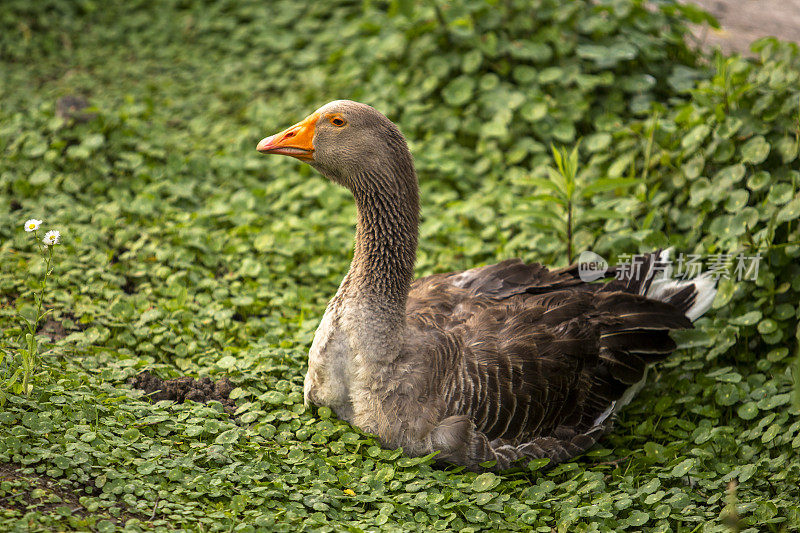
xmin=20 ymin=229 xmax=54 ymax=395
xmin=34 ymin=245 xmax=53 ymax=332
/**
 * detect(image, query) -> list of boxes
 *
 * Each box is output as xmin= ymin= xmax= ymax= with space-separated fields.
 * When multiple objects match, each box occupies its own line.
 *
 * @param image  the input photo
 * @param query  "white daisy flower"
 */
xmin=24 ymin=219 xmax=43 ymax=232
xmin=43 ymin=230 xmax=60 ymax=246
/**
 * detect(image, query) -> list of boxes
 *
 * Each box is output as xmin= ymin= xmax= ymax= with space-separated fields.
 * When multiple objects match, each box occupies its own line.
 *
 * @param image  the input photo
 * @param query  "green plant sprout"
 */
xmin=550 ymin=144 xmax=579 ymax=263
xmin=527 ymin=144 xmax=640 ymax=264
xmin=0 ymin=219 xmax=61 ymax=403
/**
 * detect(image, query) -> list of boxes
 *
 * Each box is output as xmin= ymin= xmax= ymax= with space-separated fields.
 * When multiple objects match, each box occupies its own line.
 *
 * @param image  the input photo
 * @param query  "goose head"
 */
xmin=256 ymin=100 xmax=415 ymax=193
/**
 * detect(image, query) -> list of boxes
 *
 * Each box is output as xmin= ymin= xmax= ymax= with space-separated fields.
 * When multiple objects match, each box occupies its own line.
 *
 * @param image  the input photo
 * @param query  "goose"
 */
xmin=256 ymin=100 xmax=717 ymax=471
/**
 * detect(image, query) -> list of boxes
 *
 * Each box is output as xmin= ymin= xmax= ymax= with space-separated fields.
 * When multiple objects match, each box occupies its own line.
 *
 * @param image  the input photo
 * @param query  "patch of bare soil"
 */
xmin=37 ymin=318 xmax=69 ymax=341
xmin=55 ymin=94 xmax=96 ymax=123
xmin=128 ymin=371 xmax=236 ymax=414
xmin=35 ymin=313 xmax=84 ymax=341
xmin=0 ymin=463 xmax=148 ymax=524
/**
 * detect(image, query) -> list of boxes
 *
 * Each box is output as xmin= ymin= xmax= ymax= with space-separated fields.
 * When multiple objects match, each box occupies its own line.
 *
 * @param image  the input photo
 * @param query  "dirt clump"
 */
xmin=37 ymin=318 xmax=69 ymax=340
xmin=56 ymin=94 xmax=96 ymax=123
xmin=129 ymin=371 xmax=235 ymax=414
xmin=35 ymin=312 xmax=83 ymax=341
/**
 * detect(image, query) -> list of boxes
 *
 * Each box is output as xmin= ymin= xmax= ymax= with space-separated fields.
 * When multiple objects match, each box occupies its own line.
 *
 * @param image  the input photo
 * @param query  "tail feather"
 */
xmin=601 ymin=330 xmax=677 ymax=355
xmin=643 ymin=249 xmax=717 ymax=322
xmin=601 ymin=248 xmax=670 ymax=296
xmin=598 ymin=348 xmax=645 ymax=384
xmin=584 ymin=249 xmax=717 ymax=428
xmin=601 ymin=249 xmax=717 ymax=323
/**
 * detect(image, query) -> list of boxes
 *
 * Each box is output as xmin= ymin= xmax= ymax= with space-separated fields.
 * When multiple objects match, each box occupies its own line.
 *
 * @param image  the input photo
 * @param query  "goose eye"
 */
xmin=330 ymin=116 xmax=346 ymax=127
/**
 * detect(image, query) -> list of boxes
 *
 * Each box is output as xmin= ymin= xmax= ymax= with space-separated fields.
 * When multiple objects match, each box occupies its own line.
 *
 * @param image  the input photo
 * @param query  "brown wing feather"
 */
xmin=406 ymin=255 xmax=693 ymax=449
xmin=411 ymin=258 xmax=583 ymax=301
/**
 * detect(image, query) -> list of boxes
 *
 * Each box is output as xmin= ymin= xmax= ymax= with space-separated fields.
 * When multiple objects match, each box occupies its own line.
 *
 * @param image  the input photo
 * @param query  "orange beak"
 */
xmin=256 ymin=112 xmax=319 ymax=161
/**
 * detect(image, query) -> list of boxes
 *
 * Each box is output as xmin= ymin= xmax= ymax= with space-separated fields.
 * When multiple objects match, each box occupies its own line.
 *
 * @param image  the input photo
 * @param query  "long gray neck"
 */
xmin=345 ymin=169 xmax=419 ymax=318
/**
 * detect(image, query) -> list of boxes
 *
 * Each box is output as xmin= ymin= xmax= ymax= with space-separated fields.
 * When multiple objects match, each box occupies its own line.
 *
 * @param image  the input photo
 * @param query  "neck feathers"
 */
xmin=329 ymin=115 xmax=419 ymax=368
xmin=349 ymin=167 xmax=419 ymax=308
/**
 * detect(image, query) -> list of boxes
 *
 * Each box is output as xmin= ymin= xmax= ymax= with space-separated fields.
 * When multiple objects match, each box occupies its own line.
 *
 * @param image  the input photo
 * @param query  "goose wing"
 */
xmin=406 ymin=257 xmax=693 ymax=445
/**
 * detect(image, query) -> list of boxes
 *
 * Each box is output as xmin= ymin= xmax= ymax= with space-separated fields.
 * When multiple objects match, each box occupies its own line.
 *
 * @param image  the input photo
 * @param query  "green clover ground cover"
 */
xmin=1 ymin=0 xmax=799 ymax=531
